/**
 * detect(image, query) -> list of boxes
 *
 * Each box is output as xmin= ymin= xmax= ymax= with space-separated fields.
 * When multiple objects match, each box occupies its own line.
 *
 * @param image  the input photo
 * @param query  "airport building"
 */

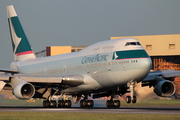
xmin=35 ymin=45 xmax=87 ymax=57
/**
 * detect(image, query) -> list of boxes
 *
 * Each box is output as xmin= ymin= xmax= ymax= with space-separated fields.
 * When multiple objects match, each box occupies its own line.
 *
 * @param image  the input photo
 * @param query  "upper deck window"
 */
xmin=125 ymin=42 xmax=141 ymax=46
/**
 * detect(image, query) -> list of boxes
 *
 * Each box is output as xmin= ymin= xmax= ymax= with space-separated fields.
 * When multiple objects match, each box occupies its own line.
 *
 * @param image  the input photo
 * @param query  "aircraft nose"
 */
xmin=138 ymin=57 xmax=152 ymax=70
xmin=134 ymin=57 xmax=152 ymax=83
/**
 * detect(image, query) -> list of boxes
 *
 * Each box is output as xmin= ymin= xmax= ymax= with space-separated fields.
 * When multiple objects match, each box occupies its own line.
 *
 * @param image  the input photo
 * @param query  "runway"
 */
xmin=0 ymin=106 xmax=179 ymax=114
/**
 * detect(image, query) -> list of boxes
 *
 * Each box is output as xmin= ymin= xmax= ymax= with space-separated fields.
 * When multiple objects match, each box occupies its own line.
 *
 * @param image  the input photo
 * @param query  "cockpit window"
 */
xmin=125 ymin=42 xmax=141 ymax=46
xmin=137 ymin=42 xmax=141 ymax=45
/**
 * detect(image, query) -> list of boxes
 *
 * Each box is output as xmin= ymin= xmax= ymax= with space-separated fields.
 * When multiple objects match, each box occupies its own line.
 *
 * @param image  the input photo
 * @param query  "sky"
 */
xmin=0 ymin=0 xmax=180 ymax=68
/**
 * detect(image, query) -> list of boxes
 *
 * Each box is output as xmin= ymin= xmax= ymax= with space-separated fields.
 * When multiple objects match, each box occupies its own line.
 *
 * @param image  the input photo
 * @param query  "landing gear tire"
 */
xmin=126 ymin=96 xmax=137 ymax=104
xmin=80 ymin=100 xmax=94 ymax=108
xmin=80 ymin=100 xmax=83 ymax=108
xmin=132 ymin=96 xmax=137 ymax=104
xmin=43 ymin=101 xmax=46 ymax=108
xmin=80 ymin=100 xmax=87 ymax=108
xmin=106 ymin=100 xmax=114 ymax=108
xmin=58 ymin=100 xmax=72 ymax=108
xmin=68 ymin=100 xmax=72 ymax=108
xmin=58 ymin=100 xmax=65 ymax=108
xmin=43 ymin=101 xmax=50 ymax=108
xmin=65 ymin=100 xmax=72 ymax=108
xmin=50 ymin=101 xmax=56 ymax=108
xmin=87 ymin=100 xmax=94 ymax=108
xmin=106 ymin=100 xmax=120 ymax=108
xmin=106 ymin=100 xmax=110 ymax=108
xmin=114 ymin=100 xmax=120 ymax=108
xmin=126 ymin=96 xmax=131 ymax=104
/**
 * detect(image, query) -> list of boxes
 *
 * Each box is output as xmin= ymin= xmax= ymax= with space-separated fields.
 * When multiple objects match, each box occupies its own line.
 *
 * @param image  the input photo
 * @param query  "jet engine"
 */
xmin=154 ymin=80 xmax=175 ymax=97
xmin=13 ymin=82 xmax=35 ymax=99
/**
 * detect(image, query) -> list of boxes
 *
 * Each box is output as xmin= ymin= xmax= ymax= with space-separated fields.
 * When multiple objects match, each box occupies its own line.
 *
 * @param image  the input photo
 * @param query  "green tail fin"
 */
xmin=6 ymin=5 xmax=36 ymax=61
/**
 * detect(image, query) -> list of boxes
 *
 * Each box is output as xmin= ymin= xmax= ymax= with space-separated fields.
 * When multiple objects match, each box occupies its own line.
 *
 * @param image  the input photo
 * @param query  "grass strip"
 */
xmin=0 ymin=112 xmax=180 ymax=120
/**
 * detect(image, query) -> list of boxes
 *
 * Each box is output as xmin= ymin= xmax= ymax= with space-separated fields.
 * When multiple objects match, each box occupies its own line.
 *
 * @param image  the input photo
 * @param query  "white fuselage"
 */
xmin=10 ymin=38 xmax=152 ymax=94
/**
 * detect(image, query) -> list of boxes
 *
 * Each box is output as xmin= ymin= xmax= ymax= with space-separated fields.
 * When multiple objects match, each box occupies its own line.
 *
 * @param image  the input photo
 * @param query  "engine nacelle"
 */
xmin=154 ymin=80 xmax=175 ymax=97
xmin=13 ymin=82 xmax=35 ymax=99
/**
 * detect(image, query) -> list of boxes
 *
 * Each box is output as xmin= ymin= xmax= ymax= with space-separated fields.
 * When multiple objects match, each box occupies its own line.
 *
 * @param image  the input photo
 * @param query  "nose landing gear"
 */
xmin=126 ymin=82 xmax=137 ymax=104
xmin=126 ymin=95 xmax=137 ymax=104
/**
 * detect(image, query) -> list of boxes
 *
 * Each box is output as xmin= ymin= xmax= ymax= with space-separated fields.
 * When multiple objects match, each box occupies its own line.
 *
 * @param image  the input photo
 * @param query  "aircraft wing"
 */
xmin=0 ymin=74 xmax=84 ymax=86
xmin=142 ymin=69 xmax=180 ymax=87
xmin=143 ymin=69 xmax=180 ymax=81
xmin=21 ymin=75 xmax=84 ymax=86
xmin=0 ymin=73 xmax=84 ymax=99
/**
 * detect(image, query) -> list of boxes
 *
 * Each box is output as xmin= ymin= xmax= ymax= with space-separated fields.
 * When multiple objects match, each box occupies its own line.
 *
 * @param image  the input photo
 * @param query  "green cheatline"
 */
xmin=112 ymin=50 xmax=149 ymax=60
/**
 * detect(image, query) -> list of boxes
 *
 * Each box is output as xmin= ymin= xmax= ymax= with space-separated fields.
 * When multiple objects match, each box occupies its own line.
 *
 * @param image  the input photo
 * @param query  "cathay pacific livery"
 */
xmin=0 ymin=5 xmax=179 ymax=108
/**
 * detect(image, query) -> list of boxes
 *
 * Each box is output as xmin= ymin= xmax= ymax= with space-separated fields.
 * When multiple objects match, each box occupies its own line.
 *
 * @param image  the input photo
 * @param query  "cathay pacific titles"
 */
xmin=81 ymin=54 xmax=108 ymax=64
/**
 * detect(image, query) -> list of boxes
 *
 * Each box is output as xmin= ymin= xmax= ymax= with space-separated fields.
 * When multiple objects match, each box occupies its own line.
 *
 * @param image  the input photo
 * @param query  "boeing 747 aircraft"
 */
xmin=0 ymin=5 xmax=179 ymax=108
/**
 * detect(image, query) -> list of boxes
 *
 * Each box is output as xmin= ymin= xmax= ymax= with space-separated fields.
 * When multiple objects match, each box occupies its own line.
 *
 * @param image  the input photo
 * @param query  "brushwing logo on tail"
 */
xmin=8 ymin=17 xmax=21 ymax=54
xmin=8 ymin=16 xmax=32 ymax=55
xmin=7 ymin=5 xmax=36 ymax=61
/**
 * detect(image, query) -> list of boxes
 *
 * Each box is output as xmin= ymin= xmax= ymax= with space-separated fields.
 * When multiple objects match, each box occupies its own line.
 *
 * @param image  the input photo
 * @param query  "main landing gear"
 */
xmin=43 ymin=100 xmax=56 ymax=108
xmin=80 ymin=100 xmax=94 ymax=108
xmin=126 ymin=82 xmax=137 ymax=104
xmin=106 ymin=100 xmax=120 ymax=108
xmin=58 ymin=100 xmax=71 ymax=108
xmin=80 ymin=95 xmax=94 ymax=108
xmin=43 ymin=100 xmax=72 ymax=108
xmin=106 ymin=90 xmax=121 ymax=108
xmin=43 ymin=100 xmax=71 ymax=108
xmin=43 ymin=95 xmax=72 ymax=108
